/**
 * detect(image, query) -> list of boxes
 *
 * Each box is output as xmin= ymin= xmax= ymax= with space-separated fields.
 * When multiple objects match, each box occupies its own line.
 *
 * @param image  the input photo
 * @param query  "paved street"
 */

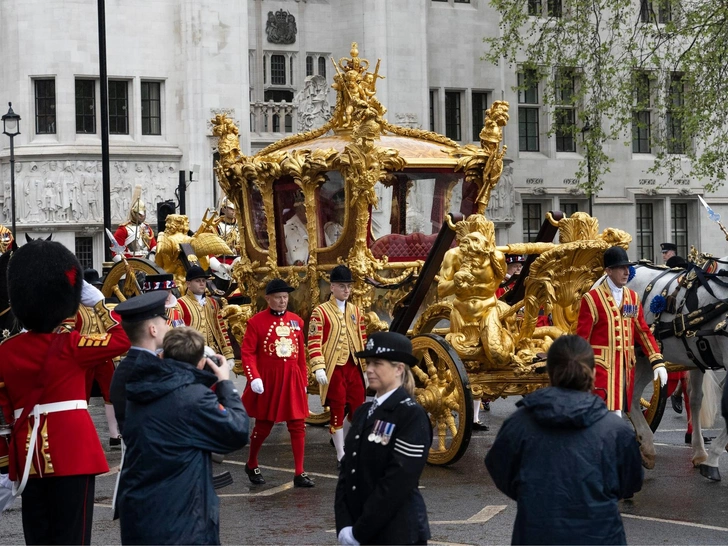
xmin=2 ymin=375 xmax=728 ymax=545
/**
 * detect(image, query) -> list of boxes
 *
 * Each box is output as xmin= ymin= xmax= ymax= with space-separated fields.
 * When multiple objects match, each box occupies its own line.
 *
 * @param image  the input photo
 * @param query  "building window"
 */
xmin=429 ymin=90 xmax=436 ymax=132
xmin=271 ymin=55 xmax=286 ymax=85
xmin=141 ymin=81 xmax=162 ymax=136
xmin=75 ymin=79 xmax=96 ymax=134
xmin=318 ymin=57 xmax=327 ymax=78
xmin=518 ymin=70 xmax=540 ymax=151
xmin=34 ymin=79 xmax=56 ymax=135
xmin=667 ymin=73 xmax=685 ymax=154
xmin=632 ymin=72 xmax=652 ymax=154
xmin=454 ymin=0 xmax=471 ymax=3
xmin=523 ymin=203 xmax=542 ymax=242
xmin=636 ymin=202 xmax=654 ymax=261
xmin=108 ymin=80 xmax=129 ymax=135
xmin=75 ymin=236 xmax=94 ymax=270
xmin=445 ymin=91 xmax=462 ymax=141
xmin=671 ymin=202 xmax=688 ymax=257
xmin=306 ymin=56 xmax=314 ymax=76
xmin=263 ymin=56 xmax=267 ymax=85
xmin=562 ymin=202 xmax=579 ymax=216
xmin=555 ymin=68 xmax=576 ymax=152
xmin=529 ymin=0 xmax=562 ymax=17
xmin=640 ymin=0 xmax=672 ymax=23
xmin=472 ymin=91 xmax=489 ymax=141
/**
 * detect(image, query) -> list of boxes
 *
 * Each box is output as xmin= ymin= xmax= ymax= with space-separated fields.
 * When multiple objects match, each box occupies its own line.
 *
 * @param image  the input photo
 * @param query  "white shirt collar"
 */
xmin=335 ymin=298 xmax=346 ymax=312
xmin=194 ymin=293 xmax=205 ymax=305
xmin=373 ymin=387 xmax=399 ymax=406
xmin=605 ymin=276 xmax=623 ymax=306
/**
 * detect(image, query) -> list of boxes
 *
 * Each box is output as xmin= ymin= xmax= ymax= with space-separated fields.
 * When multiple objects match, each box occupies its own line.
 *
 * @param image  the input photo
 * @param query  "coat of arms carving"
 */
xmin=266 ymin=10 xmax=297 ymax=45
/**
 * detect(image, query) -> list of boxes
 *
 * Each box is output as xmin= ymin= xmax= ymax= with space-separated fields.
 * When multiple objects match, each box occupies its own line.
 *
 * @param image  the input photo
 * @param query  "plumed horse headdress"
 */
xmin=8 ymin=239 xmax=82 ymax=332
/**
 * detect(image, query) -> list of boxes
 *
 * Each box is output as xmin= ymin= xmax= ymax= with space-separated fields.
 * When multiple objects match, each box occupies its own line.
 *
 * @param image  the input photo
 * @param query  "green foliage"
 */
xmin=484 ymin=0 xmax=728 ymax=193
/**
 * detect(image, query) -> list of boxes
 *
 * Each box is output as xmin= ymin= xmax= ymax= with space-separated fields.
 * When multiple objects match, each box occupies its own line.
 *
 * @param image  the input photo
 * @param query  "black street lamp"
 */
xmin=581 ymin=119 xmax=594 ymax=216
xmin=2 ymin=102 xmax=21 ymax=240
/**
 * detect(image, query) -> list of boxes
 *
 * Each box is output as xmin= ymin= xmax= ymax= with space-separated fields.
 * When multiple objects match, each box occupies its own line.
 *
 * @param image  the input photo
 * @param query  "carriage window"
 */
xmin=318 ymin=171 xmax=346 ymax=248
xmin=370 ymin=171 xmax=468 ymax=262
xmin=275 ymin=181 xmax=309 ymax=266
xmin=248 ymin=185 xmax=269 ymax=250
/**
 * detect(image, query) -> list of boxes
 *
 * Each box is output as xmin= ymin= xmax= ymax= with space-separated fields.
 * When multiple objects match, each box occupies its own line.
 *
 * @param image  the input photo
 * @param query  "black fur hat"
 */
xmin=8 ymin=240 xmax=83 ymax=332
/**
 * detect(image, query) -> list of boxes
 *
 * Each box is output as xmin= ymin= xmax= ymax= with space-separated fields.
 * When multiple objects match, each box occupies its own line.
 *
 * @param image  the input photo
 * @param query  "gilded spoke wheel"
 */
xmin=305 ymin=408 xmax=331 ymax=426
xmin=411 ymin=333 xmax=472 ymax=466
xmin=101 ymin=258 xmax=165 ymax=300
xmin=641 ymin=376 xmax=667 ymax=433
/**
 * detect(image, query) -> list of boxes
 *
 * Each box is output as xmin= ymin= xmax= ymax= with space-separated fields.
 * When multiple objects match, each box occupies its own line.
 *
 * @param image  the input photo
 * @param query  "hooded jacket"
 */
xmin=485 ymin=387 xmax=643 ymax=545
xmin=118 ymin=351 xmax=249 ymax=545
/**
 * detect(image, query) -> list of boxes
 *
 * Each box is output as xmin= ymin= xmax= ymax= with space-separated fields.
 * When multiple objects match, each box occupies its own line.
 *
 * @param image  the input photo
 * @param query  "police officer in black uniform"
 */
xmin=335 ymin=332 xmax=431 ymax=545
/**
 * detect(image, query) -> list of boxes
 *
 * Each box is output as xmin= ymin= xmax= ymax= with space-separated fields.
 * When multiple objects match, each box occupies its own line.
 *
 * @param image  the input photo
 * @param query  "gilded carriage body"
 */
xmin=209 ymin=43 xmax=655 ymax=465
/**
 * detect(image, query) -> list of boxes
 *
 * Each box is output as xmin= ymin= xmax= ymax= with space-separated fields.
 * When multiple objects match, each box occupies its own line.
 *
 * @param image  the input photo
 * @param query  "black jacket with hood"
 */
xmin=118 ymin=351 xmax=249 ymax=545
xmin=485 ymin=387 xmax=643 ymax=545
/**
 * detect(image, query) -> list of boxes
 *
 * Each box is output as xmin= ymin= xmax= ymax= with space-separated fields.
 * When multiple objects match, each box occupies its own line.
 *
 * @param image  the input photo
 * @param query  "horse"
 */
xmin=627 ymin=259 xmax=728 ymax=481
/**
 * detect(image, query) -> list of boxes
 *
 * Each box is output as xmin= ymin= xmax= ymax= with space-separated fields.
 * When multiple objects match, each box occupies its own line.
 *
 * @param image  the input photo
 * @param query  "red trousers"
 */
xmin=325 ymin=359 xmax=365 ymax=433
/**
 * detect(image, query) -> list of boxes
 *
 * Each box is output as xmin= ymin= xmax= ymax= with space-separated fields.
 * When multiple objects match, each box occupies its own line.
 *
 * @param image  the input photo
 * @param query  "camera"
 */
xmin=207 ymin=355 xmax=223 ymax=366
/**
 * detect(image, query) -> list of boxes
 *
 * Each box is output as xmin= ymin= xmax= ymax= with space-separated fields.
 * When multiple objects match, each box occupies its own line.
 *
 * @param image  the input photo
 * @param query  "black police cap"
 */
xmin=355 ymin=331 xmax=419 ymax=367
xmin=660 ymin=242 xmax=678 ymax=252
xmin=115 ymin=291 xmax=168 ymax=323
xmin=265 ymin=278 xmax=295 ymax=295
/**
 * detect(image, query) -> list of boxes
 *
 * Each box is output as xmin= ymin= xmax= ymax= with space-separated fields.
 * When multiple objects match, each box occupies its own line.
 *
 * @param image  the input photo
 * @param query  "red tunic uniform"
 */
xmin=72 ymin=305 xmax=116 ymax=403
xmin=0 ymin=309 xmax=131 ymax=481
xmin=113 ymin=222 xmax=157 ymax=258
xmin=241 ymin=309 xmax=308 ymax=422
xmin=576 ymin=281 xmax=664 ymax=411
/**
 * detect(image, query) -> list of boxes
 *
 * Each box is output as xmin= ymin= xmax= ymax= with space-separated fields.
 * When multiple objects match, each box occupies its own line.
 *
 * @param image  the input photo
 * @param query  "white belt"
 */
xmin=12 ymin=399 xmax=88 ymax=497
xmin=13 ymin=400 xmax=88 ymax=420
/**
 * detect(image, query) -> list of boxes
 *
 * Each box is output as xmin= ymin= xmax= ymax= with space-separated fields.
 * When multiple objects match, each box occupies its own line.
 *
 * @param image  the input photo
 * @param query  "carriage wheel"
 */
xmin=411 ymin=334 xmax=473 ymax=466
xmin=101 ymin=258 xmax=165 ymax=300
xmin=641 ymin=376 xmax=668 ymax=433
xmin=305 ymin=408 xmax=331 ymax=426
xmin=412 ymin=302 xmax=452 ymax=336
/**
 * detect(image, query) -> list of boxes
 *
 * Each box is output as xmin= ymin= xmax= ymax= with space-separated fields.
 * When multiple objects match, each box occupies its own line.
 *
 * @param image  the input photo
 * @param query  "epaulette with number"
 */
xmin=78 ymin=333 xmax=112 ymax=347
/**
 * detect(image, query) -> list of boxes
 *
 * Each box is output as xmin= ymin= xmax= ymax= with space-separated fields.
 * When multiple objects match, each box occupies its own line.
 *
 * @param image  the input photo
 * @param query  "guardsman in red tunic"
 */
xmin=241 ymin=278 xmax=314 ymax=488
xmin=175 ymin=266 xmax=234 ymax=367
xmin=308 ymin=265 xmax=367 ymax=465
xmin=577 ymin=246 xmax=667 ymax=414
xmin=142 ymin=273 xmax=185 ymax=328
xmin=0 ymin=240 xmax=131 ymax=545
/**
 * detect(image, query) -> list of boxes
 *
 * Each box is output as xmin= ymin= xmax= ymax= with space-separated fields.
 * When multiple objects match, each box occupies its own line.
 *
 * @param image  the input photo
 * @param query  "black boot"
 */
xmin=245 ymin=464 xmax=266 ymax=485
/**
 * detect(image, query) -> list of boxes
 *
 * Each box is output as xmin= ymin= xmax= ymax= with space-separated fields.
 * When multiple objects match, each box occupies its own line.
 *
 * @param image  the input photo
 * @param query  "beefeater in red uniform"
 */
xmin=241 ymin=278 xmax=314 ymax=488
xmin=577 ymin=246 xmax=667 ymax=414
xmin=308 ymin=265 xmax=367 ymax=465
xmin=0 ymin=240 xmax=131 ymax=545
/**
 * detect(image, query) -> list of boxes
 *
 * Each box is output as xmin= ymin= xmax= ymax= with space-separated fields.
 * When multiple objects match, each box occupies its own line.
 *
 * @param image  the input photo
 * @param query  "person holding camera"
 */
xmin=117 ymin=325 xmax=249 ymax=545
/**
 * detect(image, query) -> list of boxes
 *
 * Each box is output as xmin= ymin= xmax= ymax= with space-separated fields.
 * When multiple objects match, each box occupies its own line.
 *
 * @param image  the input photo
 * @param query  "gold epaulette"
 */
xmin=78 ymin=333 xmax=112 ymax=347
xmin=94 ymin=300 xmax=117 ymax=331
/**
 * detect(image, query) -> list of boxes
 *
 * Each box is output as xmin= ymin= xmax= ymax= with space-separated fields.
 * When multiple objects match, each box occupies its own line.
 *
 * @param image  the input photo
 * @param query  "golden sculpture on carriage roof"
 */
xmin=107 ymin=42 xmax=650 ymax=465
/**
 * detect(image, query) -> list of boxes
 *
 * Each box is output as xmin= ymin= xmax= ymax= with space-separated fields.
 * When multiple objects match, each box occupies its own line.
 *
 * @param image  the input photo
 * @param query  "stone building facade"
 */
xmin=0 ymin=0 xmax=723 ymax=270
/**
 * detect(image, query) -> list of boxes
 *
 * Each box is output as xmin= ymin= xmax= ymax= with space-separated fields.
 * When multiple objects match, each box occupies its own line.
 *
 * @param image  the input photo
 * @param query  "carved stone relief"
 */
xmin=394 ymin=113 xmax=420 ymax=129
xmin=486 ymin=162 xmax=516 ymax=224
xmin=266 ymin=9 xmax=297 ymax=45
xmin=0 ymin=160 xmax=179 ymax=226
xmin=293 ymin=75 xmax=331 ymax=132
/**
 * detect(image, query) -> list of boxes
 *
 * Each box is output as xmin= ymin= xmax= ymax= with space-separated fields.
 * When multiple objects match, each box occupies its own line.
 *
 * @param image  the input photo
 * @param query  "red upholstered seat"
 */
xmin=370 ymin=232 xmax=439 ymax=261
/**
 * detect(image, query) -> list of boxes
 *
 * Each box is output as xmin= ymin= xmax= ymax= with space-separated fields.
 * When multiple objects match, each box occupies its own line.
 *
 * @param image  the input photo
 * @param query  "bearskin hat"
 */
xmin=8 ymin=240 xmax=82 ymax=332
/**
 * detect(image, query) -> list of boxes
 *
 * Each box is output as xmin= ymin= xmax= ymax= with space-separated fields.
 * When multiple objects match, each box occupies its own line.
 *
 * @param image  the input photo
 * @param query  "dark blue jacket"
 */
xmin=118 ymin=351 xmax=249 ymax=545
xmin=485 ymin=387 xmax=643 ymax=545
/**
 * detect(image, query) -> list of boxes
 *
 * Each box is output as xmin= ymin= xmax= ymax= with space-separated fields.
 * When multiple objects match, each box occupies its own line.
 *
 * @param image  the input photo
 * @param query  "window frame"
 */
xmin=75 ymin=79 xmax=97 ymax=135
xmin=34 ymin=78 xmax=57 ymax=135
xmin=522 ymin=202 xmax=543 ymax=242
xmin=141 ymin=80 xmax=162 ymax=136
xmin=671 ymin=202 xmax=688 ymax=257
xmin=636 ymin=202 xmax=655 ymax=261
xmin=666 ymin=73 xmax=686 ymax=155
xmin=518 ymin=70 xmax=541 ymax=152
xmin=472 ymin=91 xmax=490 ymax=142
xmin=632 ymin=71 xmax=653 ymax=154
xmin=75 ymin=236 xmax=94 ymax=270
xmin=444 ymin=90 xmax=462 ymax=142
xmin=554 ymin=68 xmax=577 ymax=153
xmin=108 ymin=79 xmax=130 ymax=135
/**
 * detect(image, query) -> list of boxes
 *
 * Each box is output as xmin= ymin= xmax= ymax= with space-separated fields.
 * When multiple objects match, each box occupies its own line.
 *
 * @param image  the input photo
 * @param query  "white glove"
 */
xmin=338 ymin=527 xmax=359 ymax=546
xmin=80 ymin=280 xmax=104 ymax=307
xmin=227 ymin=359 xmax=235 ymax=371
xmin=250 ymin=378 xmax=264 ymax=394
xmin=315 ymin=369 xmax=328 ymax=386
xmin=654 ymin=366 xmax=668 ymax=387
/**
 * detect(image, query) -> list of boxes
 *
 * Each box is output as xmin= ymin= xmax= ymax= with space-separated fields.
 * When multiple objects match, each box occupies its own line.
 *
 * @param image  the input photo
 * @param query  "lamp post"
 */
xmin=581 ymin=119 xmax=594 ymax=217
xmin=2 ymin=103 xmax=21 ymax=240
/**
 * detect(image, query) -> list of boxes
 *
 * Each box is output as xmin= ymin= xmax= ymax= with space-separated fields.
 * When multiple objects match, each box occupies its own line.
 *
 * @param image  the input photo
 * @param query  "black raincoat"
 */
xmin=118 ymin=351 xmax=249 ymax=545
xmin=485 ymin=387 xmax=642 ymax=545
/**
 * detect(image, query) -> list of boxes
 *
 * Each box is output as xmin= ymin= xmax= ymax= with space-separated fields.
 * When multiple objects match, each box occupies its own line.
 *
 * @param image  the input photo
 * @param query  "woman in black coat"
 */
xmin=335 ymin=332 xmax=431 ymax=545
xmin=485 ymin=335 xmax=643 ymax=545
